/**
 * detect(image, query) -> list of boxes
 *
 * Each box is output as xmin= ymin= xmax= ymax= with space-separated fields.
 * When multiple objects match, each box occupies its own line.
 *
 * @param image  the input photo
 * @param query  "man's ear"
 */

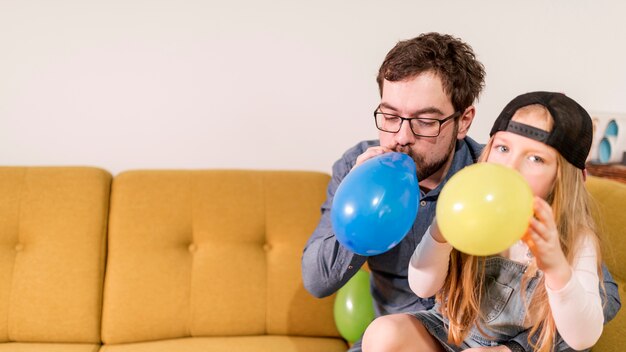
xmin=457 ymin=106 xmax=475 ymax=139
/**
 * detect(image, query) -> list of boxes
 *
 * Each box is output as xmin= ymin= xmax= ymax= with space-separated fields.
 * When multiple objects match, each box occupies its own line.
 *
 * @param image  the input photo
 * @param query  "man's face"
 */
xmin=378 ymin=72 xmax=462 ymax=182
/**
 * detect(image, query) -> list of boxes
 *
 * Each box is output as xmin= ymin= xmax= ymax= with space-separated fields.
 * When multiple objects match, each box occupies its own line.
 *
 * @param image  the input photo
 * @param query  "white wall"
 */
xmin=2 ymin=0 xmax=625 ymax=175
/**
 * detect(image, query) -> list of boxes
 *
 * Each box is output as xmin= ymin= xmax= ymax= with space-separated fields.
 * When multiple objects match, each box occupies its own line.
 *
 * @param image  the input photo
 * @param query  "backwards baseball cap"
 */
xmin=489 ymin=91 xmax=592 ymax=170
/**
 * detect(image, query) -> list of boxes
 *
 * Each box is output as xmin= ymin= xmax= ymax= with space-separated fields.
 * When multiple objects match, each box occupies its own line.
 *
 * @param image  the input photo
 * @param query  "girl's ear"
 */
xmin=457 ymin=106 xmax=475 ymax=139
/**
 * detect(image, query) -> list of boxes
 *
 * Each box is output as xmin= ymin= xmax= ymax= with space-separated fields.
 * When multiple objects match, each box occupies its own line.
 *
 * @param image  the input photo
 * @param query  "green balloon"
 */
xmin=333 ymin=269 xmax=376 ymax=343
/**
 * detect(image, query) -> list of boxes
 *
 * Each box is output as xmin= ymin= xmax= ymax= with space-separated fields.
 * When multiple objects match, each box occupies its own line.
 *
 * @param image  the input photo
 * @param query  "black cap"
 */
xmin=490 ymin=91 xmax=592 ymax=170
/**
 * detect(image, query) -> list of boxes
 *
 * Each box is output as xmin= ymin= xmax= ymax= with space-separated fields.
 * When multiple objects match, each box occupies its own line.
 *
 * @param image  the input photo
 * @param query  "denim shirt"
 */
xmin=413 ymin=257 xmax=545 ymax=352
xmin=301 ymin=137 xmax=621 ymax=352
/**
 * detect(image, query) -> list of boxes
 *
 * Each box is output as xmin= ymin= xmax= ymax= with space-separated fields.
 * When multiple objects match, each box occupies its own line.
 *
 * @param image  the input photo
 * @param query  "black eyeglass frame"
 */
xmin=373 ymin=107 xmax=462 ymax=137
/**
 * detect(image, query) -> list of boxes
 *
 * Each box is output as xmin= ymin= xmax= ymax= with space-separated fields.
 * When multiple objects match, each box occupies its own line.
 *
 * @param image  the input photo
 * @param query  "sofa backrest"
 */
xmin=101 ymin=170 xmax=339 ymax=344
xmin=0 ymin=167 xmax=110 ymax=344
xmin=586 ymin=176 xmax=626 ymax=351
xmin=587 ymin=176 xmax=626 ymax=282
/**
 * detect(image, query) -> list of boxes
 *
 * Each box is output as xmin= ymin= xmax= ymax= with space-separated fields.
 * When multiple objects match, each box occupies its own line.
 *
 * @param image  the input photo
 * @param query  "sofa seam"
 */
xmin=97 ymin=170 xmax=112 ymax=344
xmin=6 ymin=168 xmax=26 ymax=341
xmin=263 ymin=171 xmax=270 ymax=335
xmin=187 ymin=172 xmax=194 ymax=338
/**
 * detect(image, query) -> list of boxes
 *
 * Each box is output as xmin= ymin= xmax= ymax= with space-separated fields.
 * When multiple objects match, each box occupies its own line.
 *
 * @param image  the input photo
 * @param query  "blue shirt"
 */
xmin=302 ymin=137 xmax=482 ymax=315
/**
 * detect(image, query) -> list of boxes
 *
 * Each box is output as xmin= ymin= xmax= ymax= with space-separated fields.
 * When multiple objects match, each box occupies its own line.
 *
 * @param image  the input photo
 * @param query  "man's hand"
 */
xmin=352 ymin=146 xmax=392 ymax=171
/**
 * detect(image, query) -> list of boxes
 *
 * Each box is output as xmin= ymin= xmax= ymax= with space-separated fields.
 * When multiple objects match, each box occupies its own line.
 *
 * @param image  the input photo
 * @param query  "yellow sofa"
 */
xmin=0 ymin=167 xmax=623 ymax=351
xmin=0 ymin=167 xmax=346 ymax=352
xmin=586 ymin=176 xmax=625 ymax=352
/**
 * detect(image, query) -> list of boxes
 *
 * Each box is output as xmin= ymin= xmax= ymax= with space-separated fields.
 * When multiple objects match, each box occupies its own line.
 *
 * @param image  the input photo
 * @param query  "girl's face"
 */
xmin=487 ymin=111 xmax=558 ymax=199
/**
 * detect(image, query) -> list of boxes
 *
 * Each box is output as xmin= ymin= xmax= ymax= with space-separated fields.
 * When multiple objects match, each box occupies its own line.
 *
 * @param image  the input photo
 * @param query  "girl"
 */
xmin=362 ymin=91 xmax=604 ymax=352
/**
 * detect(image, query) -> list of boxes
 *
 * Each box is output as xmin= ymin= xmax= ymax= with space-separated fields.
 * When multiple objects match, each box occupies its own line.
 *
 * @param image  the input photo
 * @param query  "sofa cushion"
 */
xmin=0 ymin=343 xmax=100 ymax=352
xmin=99 ymin=336 xmax=346 ymax=352
xmin=0 ymin=167 xmax=110 ymax=344
xmin=101 ymin=170 xmax=339 ymax=344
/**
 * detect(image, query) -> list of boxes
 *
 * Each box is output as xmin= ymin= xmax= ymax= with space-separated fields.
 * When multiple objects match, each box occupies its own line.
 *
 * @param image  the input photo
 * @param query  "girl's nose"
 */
xmin=503 ymin=156 xmax=522 ymax=172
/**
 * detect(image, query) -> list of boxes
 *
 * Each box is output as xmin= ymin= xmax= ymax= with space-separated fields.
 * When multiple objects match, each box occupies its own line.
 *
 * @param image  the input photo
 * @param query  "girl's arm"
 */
xmin=524 ymin=197 xmax=603 ymax=350
xmin=408 ymin=220 xmax=453 ymax=298
xmin=546 ymin=236 xmax=603 ymax=350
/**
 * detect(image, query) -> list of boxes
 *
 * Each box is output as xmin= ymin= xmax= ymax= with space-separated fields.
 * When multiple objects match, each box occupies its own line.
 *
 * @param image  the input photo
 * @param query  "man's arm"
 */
xmin=504 ymin=264 xmax=621 ymax=352
xmin=599 ymin=263 xmax=622 ymax=323
xmin=301 ymin=147 xmax=369 ymax=298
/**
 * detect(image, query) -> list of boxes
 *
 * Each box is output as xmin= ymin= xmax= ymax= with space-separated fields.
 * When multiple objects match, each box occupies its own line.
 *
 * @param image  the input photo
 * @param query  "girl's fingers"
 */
xmin=533 ymin=197 xmax=554 ymax=224
xmin=521 ymin=231 xmax=536 ymax=251
xmin=528 ymin=217 xmax=549 ymax=242
xmin=530 ymin=197 xmax=558 ymax=241
xmin=525 ymin=225 xmax=544 ymax=247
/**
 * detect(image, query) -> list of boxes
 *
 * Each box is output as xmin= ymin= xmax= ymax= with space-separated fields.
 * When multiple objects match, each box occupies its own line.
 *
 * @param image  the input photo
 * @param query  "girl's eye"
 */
xmin=529 ymin=155 xmax=544 ymax=163
xmin=494 ymin=145 xmax=508 ymax=153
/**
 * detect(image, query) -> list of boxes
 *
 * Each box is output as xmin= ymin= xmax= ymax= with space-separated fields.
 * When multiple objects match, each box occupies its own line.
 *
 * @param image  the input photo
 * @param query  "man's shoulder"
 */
xmin=464 ymin=135 xmax=485 ymax=151
xmin=458 ymin=136 xmax=485 ymax=163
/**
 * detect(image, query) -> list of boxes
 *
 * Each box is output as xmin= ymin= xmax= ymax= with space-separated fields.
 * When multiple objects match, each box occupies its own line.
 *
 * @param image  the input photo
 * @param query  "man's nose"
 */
xmin=394 ymin=120 xmax=416 ymax=145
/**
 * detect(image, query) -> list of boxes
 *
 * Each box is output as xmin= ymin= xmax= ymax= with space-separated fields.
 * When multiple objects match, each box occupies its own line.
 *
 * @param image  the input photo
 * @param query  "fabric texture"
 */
xmin=99 ymin=336 xmax=347 ymax=352
xmin=101 ymin=170 xmax=340 ymax=344
xmin=586 ymin=176 xmax=626 ymax=352
xmin=0 ymin=343 xmax=100 ymax=352
xmin=0 ymin=167 xmax=110 ymax=344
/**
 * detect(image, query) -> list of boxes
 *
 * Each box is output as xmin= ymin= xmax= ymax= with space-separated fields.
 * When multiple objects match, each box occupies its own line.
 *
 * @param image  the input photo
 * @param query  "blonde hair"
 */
xmin=437 ymin=105 xmax=602 ymax=351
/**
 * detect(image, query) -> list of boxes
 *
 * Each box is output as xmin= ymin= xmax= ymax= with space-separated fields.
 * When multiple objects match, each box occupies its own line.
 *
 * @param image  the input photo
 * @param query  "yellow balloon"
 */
xmin=436 ymin=163 xmax=534 ymax=256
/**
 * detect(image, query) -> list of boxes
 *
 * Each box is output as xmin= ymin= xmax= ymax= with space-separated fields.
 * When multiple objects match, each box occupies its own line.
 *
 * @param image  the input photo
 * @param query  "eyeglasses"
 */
xmin=373 ymin=107 xmax=461 ymax=137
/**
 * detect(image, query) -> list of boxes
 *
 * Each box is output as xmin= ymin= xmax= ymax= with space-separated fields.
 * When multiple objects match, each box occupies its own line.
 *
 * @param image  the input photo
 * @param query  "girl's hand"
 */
xmin=352 ymin=146 xmax=393 ymax=171
xmin=522 ymin=197 xmax=571 ymax=289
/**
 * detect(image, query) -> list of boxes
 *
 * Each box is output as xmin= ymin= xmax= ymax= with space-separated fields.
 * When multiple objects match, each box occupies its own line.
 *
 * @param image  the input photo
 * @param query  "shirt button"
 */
xmin=420 ymin=200 xmax=427 ymax=207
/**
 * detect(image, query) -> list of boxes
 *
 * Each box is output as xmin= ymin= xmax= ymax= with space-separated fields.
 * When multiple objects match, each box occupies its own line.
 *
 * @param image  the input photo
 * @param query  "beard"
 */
xmin=397 ymin=123 xmax=459 ymax=181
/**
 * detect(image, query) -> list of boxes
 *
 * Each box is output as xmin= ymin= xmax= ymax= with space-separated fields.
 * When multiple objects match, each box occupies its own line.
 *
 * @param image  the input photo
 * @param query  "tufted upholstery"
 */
xmin=0 ymin=167 xmax=346 ymax=351
xmin=100 ymin=170 xmax=342 ymax=348
xmin=0 ymin=167 xmax=110 ymax=351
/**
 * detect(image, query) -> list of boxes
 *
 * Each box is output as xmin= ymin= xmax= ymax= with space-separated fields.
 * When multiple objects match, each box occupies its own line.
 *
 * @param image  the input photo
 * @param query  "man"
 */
xmin=301 ymin=32 xmax=620 ymax=352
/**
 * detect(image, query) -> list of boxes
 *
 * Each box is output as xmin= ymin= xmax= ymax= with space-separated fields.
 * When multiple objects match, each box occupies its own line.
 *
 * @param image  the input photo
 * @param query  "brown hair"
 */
xmin=376 ymin=32 xmax=486 ymax=112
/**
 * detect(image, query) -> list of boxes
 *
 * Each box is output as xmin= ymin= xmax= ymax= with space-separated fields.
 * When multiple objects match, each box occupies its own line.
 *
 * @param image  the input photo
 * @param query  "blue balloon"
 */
xmin=331 ymin=152 xmax=419 ymax=256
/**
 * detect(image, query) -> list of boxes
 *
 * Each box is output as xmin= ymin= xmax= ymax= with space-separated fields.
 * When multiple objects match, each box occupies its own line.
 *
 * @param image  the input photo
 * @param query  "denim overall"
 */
xmin=413 ymin=256 xmax=543 ymax=351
